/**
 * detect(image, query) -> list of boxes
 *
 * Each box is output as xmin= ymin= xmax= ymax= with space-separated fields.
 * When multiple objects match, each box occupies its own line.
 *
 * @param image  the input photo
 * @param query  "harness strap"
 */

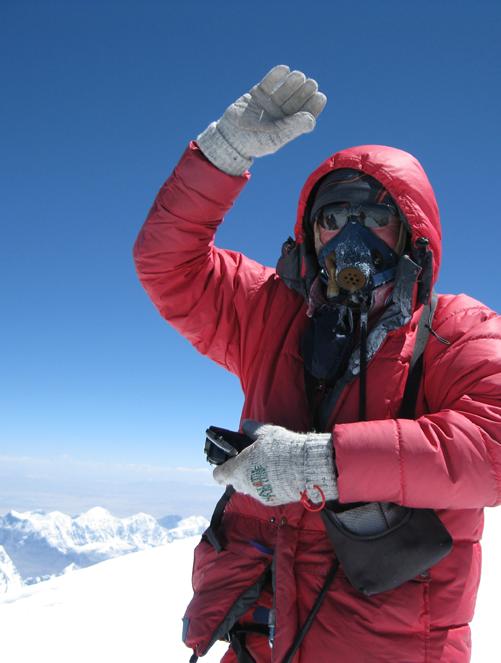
xmin=203 ymin=485 xmax=235 ymax=552
xmin=282 ymin=559 xmax=340 ymax=663
xmin=398 ymin=292 xmax=438 ymax=419
xmin=229 ymin=624 xmax=269 ymax=663
xmin=230 ymin=634 xmax=255 ymax=663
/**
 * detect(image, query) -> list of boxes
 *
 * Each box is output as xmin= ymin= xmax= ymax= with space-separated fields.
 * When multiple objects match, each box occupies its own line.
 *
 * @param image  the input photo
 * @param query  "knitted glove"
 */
xmin=197 ymin=64 xmax=327 ymax=176
xmin=213 ymin=420 xmax=338 ymax=506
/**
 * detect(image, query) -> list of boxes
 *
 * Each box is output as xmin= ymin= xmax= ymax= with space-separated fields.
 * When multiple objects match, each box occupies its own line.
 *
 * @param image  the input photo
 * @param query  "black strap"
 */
xmin=304 ymin=295 xmax=438 ymax=427
xmin=230 ymin=637 xmax=255 ymax=663
xmin=229 ymin=627 xmax=261 ymax=663
xmin=283 ymin=559 xmax=339 ymax=663
xmin=203 ymin=485 xmax=235 ymax=552
xmin=232 ymin=624 xmax=270 ymax=637
xmin=398 ymin=293 xmax=438 ymax=419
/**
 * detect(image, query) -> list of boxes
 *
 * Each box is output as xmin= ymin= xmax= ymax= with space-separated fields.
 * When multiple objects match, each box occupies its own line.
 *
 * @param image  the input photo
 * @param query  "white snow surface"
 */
xmin=0 ymin=535 xmax=227 ymax=663
xmin=0 ymin=508 xmax=500 ymax=662
xmin=0 ymin=545 xmax=23 ymax=595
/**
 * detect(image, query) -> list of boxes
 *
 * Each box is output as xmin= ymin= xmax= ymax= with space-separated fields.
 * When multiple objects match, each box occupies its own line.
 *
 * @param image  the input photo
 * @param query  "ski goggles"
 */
xmin=314 ymin=202 xmax=399 ymax=231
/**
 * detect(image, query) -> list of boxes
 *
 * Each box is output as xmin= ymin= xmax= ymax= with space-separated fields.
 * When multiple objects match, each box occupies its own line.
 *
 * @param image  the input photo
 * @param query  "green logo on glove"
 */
xmin=250 ymin=464 xmax=275 ymax=503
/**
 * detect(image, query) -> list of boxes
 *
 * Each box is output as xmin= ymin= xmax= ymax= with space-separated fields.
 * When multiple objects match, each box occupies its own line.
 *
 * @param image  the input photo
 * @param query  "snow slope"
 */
xmin=0 ymin=508 xmax=500 ymax=662
xmin=0 ymin=545 xmax=23 ymax=595
xmin=0 ymin=536 xmax=227 ymax=663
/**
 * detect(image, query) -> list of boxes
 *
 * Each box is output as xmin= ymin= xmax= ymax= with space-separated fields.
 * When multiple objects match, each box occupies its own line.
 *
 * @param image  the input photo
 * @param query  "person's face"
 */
xmin=313 ymin=203 xmax=403 ymax=257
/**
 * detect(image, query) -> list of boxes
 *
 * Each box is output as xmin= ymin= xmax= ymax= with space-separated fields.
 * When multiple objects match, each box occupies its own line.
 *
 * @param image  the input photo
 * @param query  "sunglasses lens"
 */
xmin=361 ymin=204 xmax=397 ymax=228
xmin=316 ymin=203 xmax=350 ymax=230
xmin=316 ymin=203 xmax=397 ymax=230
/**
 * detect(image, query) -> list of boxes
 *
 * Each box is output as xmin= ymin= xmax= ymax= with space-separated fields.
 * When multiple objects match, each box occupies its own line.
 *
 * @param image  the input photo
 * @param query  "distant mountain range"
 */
xmin=0 ymin=508 xmax=208 ymax=593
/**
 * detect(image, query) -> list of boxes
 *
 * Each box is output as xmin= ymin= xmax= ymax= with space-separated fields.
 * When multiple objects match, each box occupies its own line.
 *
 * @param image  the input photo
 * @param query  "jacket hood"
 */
xmin=277 ymin=145 xmax=441 ymax=304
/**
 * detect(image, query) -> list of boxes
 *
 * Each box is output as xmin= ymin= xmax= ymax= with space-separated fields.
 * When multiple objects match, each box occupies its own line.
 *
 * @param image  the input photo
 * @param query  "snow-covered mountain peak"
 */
xmin=0 ymin=507 xmax=209 ymax=587
xmin=6 ymin=509 xmax=67 ymax=526
xmin=170 ymin=515 xmax=209 ymax=539
xmin=75 ymin=506 xmax=114 ymax=523
xmin=2 ymin=509 xmax=74 ymax=551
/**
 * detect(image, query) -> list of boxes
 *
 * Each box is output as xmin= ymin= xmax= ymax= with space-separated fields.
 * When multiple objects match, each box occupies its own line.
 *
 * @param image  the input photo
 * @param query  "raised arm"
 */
xmin=133 ymin=65 xmax=326 ymax=377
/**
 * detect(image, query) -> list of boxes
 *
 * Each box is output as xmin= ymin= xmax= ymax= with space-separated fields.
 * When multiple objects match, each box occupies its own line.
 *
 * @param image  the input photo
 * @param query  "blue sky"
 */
xmin=1 ymin=1 xmax=500 ymax=516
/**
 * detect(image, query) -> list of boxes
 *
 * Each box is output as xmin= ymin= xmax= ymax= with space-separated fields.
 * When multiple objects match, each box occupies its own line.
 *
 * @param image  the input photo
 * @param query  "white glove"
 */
xmin=197 ymin=64 xmax=327 ymax=176
xmin=213 ymin=420 xmax=338 ymax=507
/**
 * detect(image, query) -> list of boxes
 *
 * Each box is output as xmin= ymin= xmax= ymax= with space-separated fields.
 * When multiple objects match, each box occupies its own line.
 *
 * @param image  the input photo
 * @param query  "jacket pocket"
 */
xmin=183 ymin=535 xmax=273 ymax=658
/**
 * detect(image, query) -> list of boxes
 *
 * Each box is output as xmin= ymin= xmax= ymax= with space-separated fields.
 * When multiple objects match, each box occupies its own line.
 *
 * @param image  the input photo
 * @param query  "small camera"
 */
xmin=204 ymin=426 xmax=253 ymax=465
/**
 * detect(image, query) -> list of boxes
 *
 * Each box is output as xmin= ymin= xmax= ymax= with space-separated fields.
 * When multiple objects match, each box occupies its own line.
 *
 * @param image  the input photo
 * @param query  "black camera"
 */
xmin=204 ymin=426 xmax=253 ymax=465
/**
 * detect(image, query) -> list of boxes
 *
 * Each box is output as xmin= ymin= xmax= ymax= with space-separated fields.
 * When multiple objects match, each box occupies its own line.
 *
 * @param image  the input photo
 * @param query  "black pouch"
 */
xmin=319 ymin=293 xmax=453 ymax=596
xmin=321 ymin=501 xmax=453 ymax=596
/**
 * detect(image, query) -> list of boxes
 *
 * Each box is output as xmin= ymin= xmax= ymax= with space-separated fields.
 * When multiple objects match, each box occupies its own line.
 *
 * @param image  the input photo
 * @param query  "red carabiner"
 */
xmin=300 ymin=485 xmax=326 ymax=512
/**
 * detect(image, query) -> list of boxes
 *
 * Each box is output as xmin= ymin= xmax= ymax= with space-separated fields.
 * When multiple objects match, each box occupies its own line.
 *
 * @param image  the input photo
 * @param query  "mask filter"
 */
xmin=318 ymin=219 xmax=399 ymax=304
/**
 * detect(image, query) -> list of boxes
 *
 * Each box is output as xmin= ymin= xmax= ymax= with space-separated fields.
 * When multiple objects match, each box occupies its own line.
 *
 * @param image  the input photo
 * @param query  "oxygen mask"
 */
xmin=314 ymin=202 xmax=401 ymax=306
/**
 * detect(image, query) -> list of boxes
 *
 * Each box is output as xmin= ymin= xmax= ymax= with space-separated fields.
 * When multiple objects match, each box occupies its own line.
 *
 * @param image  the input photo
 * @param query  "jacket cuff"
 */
xmin=304 ymin=434 xmax=339 ymax=502
xmin=333 ymin=419 xmax=403 ymax=504
xmin=196 ymin=123 xmax=253 ymax=176
xmin=157 ymin=141 xmax=251 ymax=223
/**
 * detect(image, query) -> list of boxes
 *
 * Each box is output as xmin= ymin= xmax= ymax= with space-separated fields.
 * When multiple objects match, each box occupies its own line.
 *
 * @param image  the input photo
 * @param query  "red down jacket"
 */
xmin=134 ymin=142 xmax=501 ymax=663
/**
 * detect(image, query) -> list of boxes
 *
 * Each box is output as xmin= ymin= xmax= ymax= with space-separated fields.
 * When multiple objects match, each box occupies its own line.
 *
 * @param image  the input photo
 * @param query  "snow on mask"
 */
xmin=317 ymin=217 xmax=399 ymax=304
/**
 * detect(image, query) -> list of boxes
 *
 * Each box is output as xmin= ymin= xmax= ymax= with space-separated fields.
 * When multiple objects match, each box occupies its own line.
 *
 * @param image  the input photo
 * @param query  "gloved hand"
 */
xmin=197 ymin=64 xmax=327 ymax=176
xmin=213 ymin=420 xmax=338 ymax=506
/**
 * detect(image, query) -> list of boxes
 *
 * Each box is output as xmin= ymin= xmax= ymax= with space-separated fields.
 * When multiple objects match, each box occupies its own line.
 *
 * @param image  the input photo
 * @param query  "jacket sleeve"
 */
xmin=133 ymin=142 xmax=274 ymax=378
xmin=333 ymin=296 xmax=501 ymax=509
